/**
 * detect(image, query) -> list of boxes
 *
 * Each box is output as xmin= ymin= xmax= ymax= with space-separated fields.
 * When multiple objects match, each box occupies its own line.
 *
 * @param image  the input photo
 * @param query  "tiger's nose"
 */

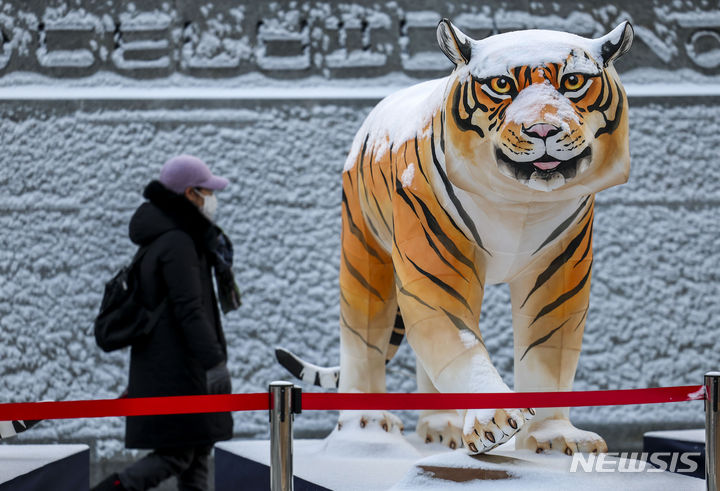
xmin=523 ymin=123 xmax=560 ymax=139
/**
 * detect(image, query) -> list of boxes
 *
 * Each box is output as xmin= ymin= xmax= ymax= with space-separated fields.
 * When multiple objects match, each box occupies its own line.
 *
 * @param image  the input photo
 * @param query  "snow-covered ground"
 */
xmin=217 ymin=430 xmax=705 ymax=490
xmin=0 ymin=444 xmax=88 ymax=483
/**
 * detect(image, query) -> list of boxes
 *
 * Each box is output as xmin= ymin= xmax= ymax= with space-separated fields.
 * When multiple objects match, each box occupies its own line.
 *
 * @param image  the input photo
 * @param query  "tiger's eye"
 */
xmin=564 ymin=74 xmax=585 ymax=91
xmin=490 ymin=77 xmax=512 ymax=94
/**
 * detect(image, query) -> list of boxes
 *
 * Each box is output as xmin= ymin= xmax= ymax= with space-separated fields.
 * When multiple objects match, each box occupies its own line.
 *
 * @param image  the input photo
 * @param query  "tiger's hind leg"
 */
xmin=337 ymin=172 xmax=403 ymax=434
xmin=337 ymin=250 xmax=403 ymax=434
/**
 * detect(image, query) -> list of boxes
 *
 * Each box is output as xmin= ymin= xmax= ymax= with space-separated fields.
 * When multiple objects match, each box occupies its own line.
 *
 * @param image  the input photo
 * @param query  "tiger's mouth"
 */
xmin=495 ymin=146 xmax=592 ymax=191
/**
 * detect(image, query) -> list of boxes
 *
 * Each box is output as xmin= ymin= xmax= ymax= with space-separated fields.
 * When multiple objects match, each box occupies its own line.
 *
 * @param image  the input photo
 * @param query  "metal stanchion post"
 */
xmin=269 ymin=381 xmax=302 ymax=491
xmin=706 ymin=372 xmax=719 ymax=491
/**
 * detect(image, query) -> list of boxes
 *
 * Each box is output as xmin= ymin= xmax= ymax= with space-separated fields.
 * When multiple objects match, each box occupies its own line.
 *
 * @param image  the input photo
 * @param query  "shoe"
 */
xmin=91 ymin=473 xmax=127 ymax=491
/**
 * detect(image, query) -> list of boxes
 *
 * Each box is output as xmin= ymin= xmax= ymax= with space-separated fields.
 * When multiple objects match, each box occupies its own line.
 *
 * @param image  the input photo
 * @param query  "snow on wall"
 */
xmin=0 ymin=0 xmax=719 ymax=79
xmin=0 ymin=96 xmax=718 ymax=461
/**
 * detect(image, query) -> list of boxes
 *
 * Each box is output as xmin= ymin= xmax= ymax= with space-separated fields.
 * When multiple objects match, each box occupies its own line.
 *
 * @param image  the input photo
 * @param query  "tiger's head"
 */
xmin=436 ymin=19 xmax=633 ymax=201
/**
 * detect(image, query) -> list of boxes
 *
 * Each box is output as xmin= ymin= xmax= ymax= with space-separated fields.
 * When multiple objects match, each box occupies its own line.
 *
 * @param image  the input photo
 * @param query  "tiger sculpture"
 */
xmin=278 ymin=19 xmax=633 ymax=455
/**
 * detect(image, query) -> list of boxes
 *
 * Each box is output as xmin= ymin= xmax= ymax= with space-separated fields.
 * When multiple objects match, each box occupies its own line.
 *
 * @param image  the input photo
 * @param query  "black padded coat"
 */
xmin=124 ymin=181 xmax=233 ymax=449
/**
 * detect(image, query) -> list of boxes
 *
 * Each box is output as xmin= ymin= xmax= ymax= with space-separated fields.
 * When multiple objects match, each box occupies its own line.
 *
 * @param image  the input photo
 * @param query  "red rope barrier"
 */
xmin=302 ymin=385 xmax=706 ymax=410
xmin=0 ymin=385 xmax=704 ymax=421
xmin=0 ymin=393 xmax=268 ymax=421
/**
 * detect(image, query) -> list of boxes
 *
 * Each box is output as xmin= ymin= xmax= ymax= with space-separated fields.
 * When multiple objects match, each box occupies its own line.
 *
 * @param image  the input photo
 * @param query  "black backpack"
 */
xmin=94 ymin=245 xmax=166 ymax=352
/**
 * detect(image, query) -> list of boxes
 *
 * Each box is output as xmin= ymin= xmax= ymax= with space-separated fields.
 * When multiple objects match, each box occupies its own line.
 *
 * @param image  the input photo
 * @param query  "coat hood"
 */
xmin=129 ymin=180 xmax=212 ymax=247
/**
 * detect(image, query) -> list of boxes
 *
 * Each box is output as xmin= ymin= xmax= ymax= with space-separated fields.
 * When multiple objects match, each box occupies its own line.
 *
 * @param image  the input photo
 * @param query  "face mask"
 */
xmin=195 ymin=190 xmax=218 ymax=221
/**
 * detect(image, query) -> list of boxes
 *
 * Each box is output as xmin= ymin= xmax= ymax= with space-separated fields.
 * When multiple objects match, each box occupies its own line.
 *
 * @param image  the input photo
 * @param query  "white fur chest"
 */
xmin=435 ymin=177 xmax=591 ymax=285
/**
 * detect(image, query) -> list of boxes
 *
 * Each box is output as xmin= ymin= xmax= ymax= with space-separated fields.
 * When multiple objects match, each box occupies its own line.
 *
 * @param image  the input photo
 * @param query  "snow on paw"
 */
xmin=416 ymin=410 xmax=463 ymax=449
xmin=462 ymin=407 xmax=533 ymax=454
xmin=516 ymin=418 xmax=607 ymax=455
xmin=337 ymin=410 xmax=404 ymax=434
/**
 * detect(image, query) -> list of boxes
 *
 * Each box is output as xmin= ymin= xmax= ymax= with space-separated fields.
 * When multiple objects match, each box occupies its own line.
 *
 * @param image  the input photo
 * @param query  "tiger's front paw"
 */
xmin=337 ymin=410 xmax=404 ymax=434
xmin=462 ymin=407 xmax=535 ymax=454
xmin=515 ymin=418 xmax=607 ymax=455
xmin=416 ymin=410 xmax=463 ymax=449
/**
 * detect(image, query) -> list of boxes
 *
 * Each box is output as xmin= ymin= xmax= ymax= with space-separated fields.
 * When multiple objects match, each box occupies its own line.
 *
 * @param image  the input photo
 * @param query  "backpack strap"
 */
xmin=129 ymin=231 xmax=172 ymax=311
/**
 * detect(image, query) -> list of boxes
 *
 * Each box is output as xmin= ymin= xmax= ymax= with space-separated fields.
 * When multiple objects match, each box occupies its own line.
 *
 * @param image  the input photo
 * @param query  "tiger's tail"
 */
xmin=275 ymin=312 xmax=407 ymax=389
xmin=0 ymin=419 xmax=40 ymax=440
xmin=275 ymin=348 xmax=340 ymax=389
xmin=385 ymin=309 xmax=406 ymax=363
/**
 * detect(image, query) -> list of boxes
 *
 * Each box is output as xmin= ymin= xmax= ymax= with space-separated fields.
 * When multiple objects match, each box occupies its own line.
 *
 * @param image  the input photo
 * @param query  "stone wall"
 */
xmin=0 ymin=0 xmax=718 ymax=81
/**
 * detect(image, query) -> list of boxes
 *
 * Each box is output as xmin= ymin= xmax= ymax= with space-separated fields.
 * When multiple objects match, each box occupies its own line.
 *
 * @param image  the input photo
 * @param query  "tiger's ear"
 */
xmin=596 ymin=21 xmax=634 ymax=67
xmin=437 ymin=18 xmax=473 ymax=66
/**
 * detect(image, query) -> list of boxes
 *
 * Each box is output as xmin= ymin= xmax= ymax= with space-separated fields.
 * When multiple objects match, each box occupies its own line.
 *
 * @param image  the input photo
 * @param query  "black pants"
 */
xmin=118 ymin=445 xmax=212 ymax=491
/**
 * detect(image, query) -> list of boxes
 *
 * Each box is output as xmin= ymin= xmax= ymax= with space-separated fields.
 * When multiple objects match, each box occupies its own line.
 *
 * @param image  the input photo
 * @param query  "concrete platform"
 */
xmin=0 ymin=444 xmax=89 ymax=491
xmin=643 ymin=428 xmax=705 ymax=479
xmin=215 ymin=429 xmax=705 ymax=490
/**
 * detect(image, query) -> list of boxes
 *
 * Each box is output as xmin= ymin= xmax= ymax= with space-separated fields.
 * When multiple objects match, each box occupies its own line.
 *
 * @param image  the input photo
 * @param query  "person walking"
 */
xmin=93 ymin=155 xmax=241 ymax=491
